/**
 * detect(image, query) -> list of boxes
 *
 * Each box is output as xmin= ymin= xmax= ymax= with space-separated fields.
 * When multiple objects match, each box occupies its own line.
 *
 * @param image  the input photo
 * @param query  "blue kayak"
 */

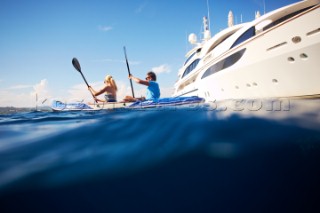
xmin=51 ymin=96 xmax=205 ymax=111
xmin=128 ymin=96 xmax=205 ymax=108
xmin=51 ymin=100 xmax=127 ymax=111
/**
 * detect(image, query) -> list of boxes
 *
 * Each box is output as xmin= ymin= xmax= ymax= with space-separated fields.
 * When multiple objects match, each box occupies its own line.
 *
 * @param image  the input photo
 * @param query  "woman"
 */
xmin=88 ymin=75 xmax=118 ymax=102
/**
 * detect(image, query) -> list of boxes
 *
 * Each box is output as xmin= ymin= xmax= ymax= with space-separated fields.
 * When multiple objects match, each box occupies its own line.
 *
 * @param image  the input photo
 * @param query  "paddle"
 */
xmin=123 ymin=46 xmax=135 ymax=98
xmin=72 ymin=57 xmax=97 ymax=103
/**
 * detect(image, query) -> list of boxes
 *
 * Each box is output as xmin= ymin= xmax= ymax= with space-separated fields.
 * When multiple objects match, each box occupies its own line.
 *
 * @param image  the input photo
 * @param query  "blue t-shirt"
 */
xmin=146 ymin=81 xmax=160 ymax=100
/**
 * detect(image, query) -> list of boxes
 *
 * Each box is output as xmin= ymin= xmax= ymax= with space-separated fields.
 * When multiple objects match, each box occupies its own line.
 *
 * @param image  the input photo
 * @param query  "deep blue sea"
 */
xmin=0 ymin=99 xmax=320 ymax=213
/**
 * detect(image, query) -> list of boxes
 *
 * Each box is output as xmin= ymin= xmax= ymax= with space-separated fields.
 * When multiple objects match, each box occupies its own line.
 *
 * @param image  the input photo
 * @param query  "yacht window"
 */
xmin=182 ymin=59 xmax=200 ymax=78
xmin=184 ymin=48 xmax=201 ymax=65
xmin=231 ymin=27 xmax=255 ymax=49
xmin=207 ymin=33 xmax=234 ymax=53
xmin=201 ymin=48 xmax=246 ymax=79
xmin=263 ymin=6 xmax=313 ymax=31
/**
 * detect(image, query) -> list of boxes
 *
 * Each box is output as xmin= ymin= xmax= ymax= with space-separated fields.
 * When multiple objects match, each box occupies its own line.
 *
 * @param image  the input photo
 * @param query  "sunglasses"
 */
xmin=145 ymin=76 xmax=151 ymax=80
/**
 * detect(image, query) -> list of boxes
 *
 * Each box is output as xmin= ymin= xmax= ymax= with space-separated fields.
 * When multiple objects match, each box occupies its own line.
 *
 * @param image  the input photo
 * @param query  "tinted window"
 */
xmin=231 ymin=27 xmax=255 ymax=49
xmin=263 ymin=7 xmax=312 ymax=31
xmin=182 ymin=59 xmax=200 ymax=78
xmin=184 ymin=48 xmax=201 ymax=65
xmin=201 ymin=49 xmax=246 ymax=79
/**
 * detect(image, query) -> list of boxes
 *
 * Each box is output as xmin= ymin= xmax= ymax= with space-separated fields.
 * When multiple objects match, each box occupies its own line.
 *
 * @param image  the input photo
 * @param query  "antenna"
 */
xmin=228 ymin=11 xmax=234 ymax=27
xmin=263 ymin=0 xmax=266 ymax=14
xmin=203 ymin=16 xmax=211 ymax=41
xmin=206 ymin=0 xmax=211 ymax=32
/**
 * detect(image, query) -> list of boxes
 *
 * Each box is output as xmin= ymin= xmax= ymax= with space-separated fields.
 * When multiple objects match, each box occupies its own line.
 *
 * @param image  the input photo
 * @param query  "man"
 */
xmin=124 ymin=71 xmax=160 ymax=102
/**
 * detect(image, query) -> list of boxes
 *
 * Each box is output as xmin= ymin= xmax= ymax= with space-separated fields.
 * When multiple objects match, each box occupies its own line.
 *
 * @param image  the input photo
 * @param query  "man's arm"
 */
xmin=129 ymin=74 xmax=149 ymax=86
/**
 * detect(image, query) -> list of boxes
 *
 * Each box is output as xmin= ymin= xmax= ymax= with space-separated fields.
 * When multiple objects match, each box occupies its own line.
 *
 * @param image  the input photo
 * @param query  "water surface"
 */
xmin=0 ymin=99 xmax=319 ymax=212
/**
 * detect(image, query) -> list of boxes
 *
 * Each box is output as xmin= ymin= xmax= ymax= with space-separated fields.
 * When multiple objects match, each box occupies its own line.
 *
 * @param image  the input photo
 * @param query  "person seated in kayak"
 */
xmin=88 ymin=75 xmax=118 ymax=102
xmin=123 ymin=71 xmax=160 ymax=102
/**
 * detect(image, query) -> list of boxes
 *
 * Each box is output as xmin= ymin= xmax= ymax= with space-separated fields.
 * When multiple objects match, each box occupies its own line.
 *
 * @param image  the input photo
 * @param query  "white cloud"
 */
xmin=8 ymin=85 xmax=33 ymax=90
xmin=66 ymin=83 xmax=91 ymax=102
xmin=135 ymin=2 xmax=148 ymax=14
xmin=31 ymin=79 xmax=51 ymax=100
xmin=98 ymin=25 xmax=113 ymax=32
xmin=152 ymin=64 xmax=171 ymax=74
xmin=0 ymin=79 xmax=52 ymax=107
xmin=159 ymin=86 xmax=174 ymax=97
xmin=0 ymin=90 xmax=33 ymax=107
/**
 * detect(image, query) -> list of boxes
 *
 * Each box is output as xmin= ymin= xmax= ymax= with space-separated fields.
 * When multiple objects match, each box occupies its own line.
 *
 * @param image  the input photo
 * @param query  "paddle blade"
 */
xmin=72 ymin=58 xmax=81 ymax=72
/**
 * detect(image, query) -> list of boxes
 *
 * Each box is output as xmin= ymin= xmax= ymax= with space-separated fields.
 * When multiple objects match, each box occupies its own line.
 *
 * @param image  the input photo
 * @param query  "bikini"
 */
xmin=105 ymin=94 xmax=117 ymax=102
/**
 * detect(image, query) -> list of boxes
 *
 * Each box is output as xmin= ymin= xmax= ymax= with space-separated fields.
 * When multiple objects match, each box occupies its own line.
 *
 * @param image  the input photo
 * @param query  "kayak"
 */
xmin=128 ymin=96 xmax=205 ymax=108
xmin=51 ymin=96 xmax=205 ymax=111
xmin=51 ymin=100 xmax=128 ymax=111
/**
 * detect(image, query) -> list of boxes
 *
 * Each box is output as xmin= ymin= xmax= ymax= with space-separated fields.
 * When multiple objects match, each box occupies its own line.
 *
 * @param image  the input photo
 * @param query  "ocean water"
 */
xmin=0 ymin=99 xmax=320 ymax=213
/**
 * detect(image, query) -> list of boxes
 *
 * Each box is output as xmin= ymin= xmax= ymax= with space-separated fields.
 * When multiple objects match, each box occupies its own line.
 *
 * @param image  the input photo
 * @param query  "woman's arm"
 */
xmin=88 ymin=86 xmax=107 ymax=96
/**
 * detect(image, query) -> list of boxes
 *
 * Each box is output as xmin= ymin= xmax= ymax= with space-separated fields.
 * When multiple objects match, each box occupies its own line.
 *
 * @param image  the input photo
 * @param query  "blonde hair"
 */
xmin=105 ymin=75 xmax=118 ymax=91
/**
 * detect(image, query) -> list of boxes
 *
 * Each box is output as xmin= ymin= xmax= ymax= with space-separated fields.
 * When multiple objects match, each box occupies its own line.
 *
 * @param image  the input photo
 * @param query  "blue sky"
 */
xmin=0 ymin=0 xmax=299 ymax=107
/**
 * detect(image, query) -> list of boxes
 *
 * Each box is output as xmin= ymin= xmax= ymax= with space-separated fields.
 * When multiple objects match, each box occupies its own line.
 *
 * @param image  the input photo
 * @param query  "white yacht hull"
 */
xmin=200 ymin=5 xmax=320 ymax=101
xmin=173 ymin=1 xmax=320 ymax=102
